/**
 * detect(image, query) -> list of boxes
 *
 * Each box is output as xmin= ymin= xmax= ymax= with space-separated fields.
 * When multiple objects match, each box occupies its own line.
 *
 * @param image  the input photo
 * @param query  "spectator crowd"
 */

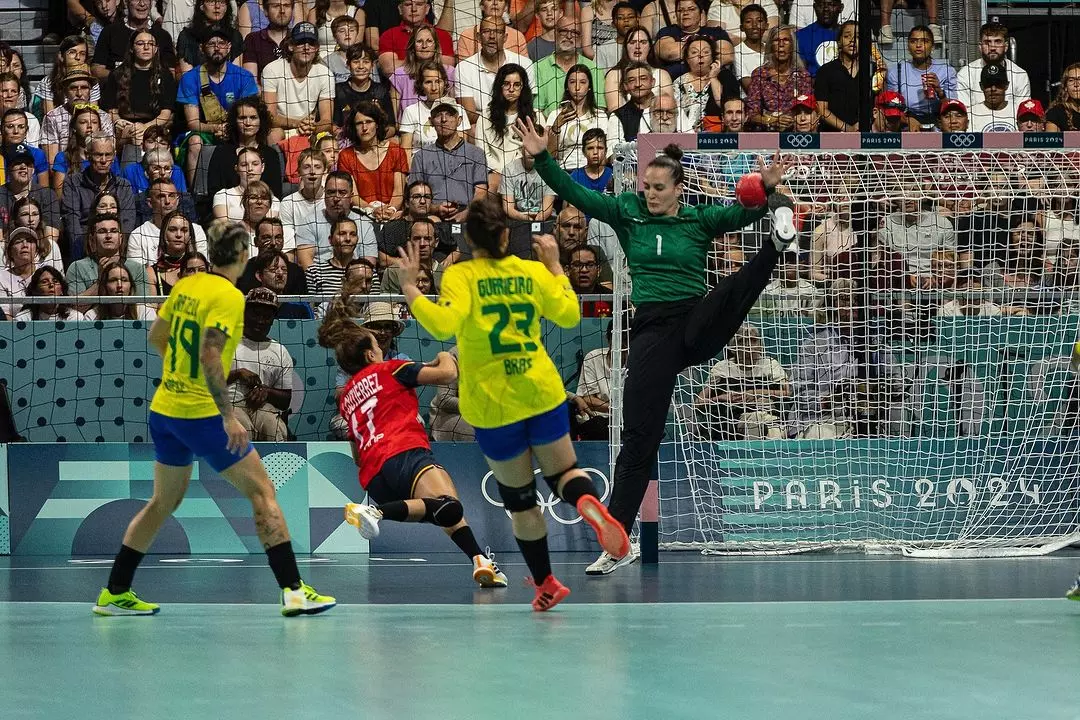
xmin=1 ymin=0 xmax=1069 ymax=441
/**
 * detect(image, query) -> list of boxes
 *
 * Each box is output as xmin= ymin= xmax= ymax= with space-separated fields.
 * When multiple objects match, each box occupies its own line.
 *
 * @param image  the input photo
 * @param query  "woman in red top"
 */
xmin=337 ymin=101 xmax=408 ymax=222
xmin=317 ymin=298 xmax=507 ymax=588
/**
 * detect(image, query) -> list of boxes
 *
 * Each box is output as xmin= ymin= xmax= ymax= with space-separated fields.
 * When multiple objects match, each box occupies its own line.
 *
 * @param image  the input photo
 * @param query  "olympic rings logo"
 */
xmin=480 ymin=468 xmax=612 ymax=525
xmin=784 ymin=133 xmax=815 ymax=149
xmin=947 ymin=133 xmax=977 ymax=148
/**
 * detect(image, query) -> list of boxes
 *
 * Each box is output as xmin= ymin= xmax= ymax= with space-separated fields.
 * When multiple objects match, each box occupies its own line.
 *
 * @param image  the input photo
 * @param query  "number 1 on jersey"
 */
xmin=656 ymin=234 xmax=663 ymax=256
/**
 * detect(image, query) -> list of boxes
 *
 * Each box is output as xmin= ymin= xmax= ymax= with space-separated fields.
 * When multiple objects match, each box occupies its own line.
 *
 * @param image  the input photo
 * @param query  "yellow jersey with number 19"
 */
xmin=149 ymin=272 xmax=246 ymax=419
xmin=410 ymin=256 xmax=581 ymax=429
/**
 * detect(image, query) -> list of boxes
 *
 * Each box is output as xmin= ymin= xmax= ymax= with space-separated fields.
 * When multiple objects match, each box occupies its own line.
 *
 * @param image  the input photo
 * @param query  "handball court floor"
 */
xmin=1 ymin=551 xmax=1078 ymax=720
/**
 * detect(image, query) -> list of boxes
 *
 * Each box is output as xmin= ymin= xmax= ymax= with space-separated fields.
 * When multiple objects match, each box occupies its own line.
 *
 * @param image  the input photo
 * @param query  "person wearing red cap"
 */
xmin=872 ymin=89 xmax=916 ymax=132
xmin=937 ymin=98 xmax=968 ymax=132
xmin=792 ymin=93 xmax=820 ymax=131
xmin=1017 ymin=98 xmax=1046 ymax=132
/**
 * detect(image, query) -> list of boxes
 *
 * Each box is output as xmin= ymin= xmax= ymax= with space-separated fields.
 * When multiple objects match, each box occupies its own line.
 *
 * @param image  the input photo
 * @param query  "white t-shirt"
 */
xmin=261 ymin=59 xmax=336 ymax=120
xmin=968 ymin=101 xmax=1019 ymax=133
xmin=84 ymin=304 xmax=158 ymax=321
xmin=127 ymin=219 xmax=209 ymax=267
xmin=455 ymin=51 xmax=535 ymax=113
xmin=575 ymin=347 xmax=612 ymax=418
xmin=708 ymin=0 xmax=780 ymax=41
xmin=399 ymin=98 xmax=472 ymax=148
xmin=213 ymin=186 xmax=282 ymax=223
xmin=228 ymin=336 xmax=294 ymax=406
xmin=735 ymin=42 xmax=767 ymax=81
xmin=14 ymin=307 xmax=86 ymax=321
xmin=706 ymin=355 xmax=789 ymax=413
xmin=956 ymin=58 xmax=1032 ymax=112
xmin=0 ymin=268 xmax=29 ymax=298
xmin=543 ymin=108 xmax=607 ymax=172
xmin=472 ymin=111 xmax=522 ymax=175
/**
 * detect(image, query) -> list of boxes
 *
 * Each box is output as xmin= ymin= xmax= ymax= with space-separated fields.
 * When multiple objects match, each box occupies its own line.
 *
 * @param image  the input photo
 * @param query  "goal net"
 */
xmin=611 ymin=139 xmax=1080 ymax=558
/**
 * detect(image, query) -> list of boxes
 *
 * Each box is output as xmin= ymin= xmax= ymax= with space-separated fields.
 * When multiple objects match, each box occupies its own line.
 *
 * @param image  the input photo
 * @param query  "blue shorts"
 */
xmin=149 ymin=411 xmax=255 ymax=473
xmin=473 ymin=403 xmax=571 ymax=462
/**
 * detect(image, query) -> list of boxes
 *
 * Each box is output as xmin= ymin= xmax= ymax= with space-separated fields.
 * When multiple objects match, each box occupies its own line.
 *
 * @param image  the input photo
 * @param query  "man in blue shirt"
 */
xmin=176 ymin=25 xmax=259 ymax=185
xmin=885 ymin=24 xmax=957 ymax=125
xmin=796 ymin=0 xmax=843 ymax=77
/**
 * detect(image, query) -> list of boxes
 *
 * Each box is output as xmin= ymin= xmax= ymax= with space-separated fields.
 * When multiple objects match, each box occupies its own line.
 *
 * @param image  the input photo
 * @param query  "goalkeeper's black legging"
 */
xmin=608 ymin=239 xmax=781 ymax=534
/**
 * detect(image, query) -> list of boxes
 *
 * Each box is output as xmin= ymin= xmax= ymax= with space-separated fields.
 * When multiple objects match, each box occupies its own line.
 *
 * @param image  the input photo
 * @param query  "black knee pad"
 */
xmin=497 ymin=479 xmax=539 ymax=512
xmin=422 ymin=495 xmax=463 ymax=527
xmin=543 ymin=463 xmax=579 ymax=494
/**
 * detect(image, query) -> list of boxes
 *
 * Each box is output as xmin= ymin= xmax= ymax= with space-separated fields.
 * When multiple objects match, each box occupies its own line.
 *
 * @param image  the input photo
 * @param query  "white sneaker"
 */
xmin=769 ymin=193 xmax=796 ymax=252
xmin=928 ymin=23 xmax=943 ymax=45
xmin=472 ymin=552 xmax=508 ymax=588
xmin=585 ymin=543 xmax=641 ymax=575
xmin=344 ymin=503 xmax=382 ymax=540
xmin=879 ymin=24 xmax=894 ymax=44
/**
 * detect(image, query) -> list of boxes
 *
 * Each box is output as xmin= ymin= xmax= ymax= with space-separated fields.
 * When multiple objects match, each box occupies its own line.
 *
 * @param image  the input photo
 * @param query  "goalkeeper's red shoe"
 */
xmin=528 ymin=574 xmax=570 ymax=612
xmin=576 ymin=495 xmax=630 ymax=560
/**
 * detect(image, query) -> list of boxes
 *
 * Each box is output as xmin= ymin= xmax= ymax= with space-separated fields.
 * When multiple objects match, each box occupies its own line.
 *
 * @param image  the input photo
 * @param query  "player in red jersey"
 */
xmin=318 ymin=300 xmax=507 ymax=588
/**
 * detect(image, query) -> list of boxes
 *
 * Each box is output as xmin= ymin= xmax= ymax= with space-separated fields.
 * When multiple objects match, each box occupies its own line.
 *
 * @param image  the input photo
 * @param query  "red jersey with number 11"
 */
xmin=339 ymin=359 xmax=430 ymax=489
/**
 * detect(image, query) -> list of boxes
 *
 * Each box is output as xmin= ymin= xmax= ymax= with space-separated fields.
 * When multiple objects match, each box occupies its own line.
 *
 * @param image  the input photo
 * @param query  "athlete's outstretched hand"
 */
xmin=758 ymin=150 xmax=791 ymax=191
xmin=397 ymin=240 xmax=422 ymax=290
xmin=223 ymin=413 xmax=249 ymax=455
xmin=513 ymin=117 xmax=547 ymax=157
xmin=532 ymin=233 xmax=563 ymax=276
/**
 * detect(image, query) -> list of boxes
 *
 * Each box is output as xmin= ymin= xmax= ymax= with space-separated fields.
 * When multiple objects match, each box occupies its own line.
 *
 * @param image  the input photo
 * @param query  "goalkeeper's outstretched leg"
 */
xmin=596 ymin=195 xmax=797 ymax=576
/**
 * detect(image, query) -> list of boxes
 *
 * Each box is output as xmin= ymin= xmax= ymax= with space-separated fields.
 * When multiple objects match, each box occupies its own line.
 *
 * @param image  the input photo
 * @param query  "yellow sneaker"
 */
xmin=92 ymin=588 xmax=160 ymax=616
xmin=281 ymin=582 xmax=336 ymax=617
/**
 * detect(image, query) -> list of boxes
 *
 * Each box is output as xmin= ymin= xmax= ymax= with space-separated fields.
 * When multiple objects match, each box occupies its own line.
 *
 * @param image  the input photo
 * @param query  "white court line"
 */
xmin=0 ymin=598 xmax=1068 ymax=607
xmin=3 ymin=554 xmax=1074 ymax=572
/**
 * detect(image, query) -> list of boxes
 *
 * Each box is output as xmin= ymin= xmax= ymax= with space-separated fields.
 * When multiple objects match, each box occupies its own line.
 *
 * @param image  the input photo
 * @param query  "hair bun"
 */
xmin=662 ymin=144 xmax=684 ymax=162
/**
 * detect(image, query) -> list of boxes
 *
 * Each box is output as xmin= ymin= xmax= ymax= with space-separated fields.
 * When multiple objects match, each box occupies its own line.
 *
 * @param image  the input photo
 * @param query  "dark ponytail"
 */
xmin=465 ymin=195 xmax=509 ymax=259
xmin=647 ymin=144 xmax=685 ymax=185
xmin=317 ymin=294 xmax=379 ymax=376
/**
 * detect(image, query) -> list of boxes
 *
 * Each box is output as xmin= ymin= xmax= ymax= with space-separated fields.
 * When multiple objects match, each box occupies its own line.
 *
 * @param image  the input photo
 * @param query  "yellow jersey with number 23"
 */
xmin=149 ymin=272 xmax=245 ymax=420
xmin=410 ymin=256 xmax=581 ymax=429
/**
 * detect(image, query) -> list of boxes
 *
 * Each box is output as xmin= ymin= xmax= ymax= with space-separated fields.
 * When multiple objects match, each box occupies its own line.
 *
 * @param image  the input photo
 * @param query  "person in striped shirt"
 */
xmin=305 ymin=216 xmax=358 ymax=318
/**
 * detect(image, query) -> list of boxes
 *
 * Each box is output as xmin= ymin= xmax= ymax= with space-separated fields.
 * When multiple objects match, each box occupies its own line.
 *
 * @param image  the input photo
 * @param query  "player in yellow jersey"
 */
xmin=398 ymin=195 xmax=630 ymax=611
xmin=93 ymin=221 xmax=335 ymax=617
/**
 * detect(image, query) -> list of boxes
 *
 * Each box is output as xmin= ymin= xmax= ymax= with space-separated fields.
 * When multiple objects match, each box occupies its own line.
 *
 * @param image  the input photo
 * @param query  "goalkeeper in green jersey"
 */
xmin=514 ymin=118 xmax=797 ymax=575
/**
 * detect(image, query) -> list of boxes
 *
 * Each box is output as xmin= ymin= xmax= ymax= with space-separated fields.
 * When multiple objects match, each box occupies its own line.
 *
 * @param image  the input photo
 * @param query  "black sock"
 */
xmin=449 ymin=526 xmax=483 ymax=559
xmin=515 ymin=535 xmax=552 ymax=584
xmin=265 ymin=541 xmax=302 ymax=590
xmin=377 ymin=500 xmax=410 ymax=522
xmin=107 ymin=544 xmax=145 ymax=594
xmin=556 ymin=475 xmax=598 ymax=507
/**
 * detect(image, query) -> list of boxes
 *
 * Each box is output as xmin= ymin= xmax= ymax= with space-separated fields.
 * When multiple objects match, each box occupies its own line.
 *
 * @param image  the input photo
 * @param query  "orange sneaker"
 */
xmin=576 ymin=495 xmax=630 ymax=559
xmin=528 ymin=575 xmax=570 ymax=612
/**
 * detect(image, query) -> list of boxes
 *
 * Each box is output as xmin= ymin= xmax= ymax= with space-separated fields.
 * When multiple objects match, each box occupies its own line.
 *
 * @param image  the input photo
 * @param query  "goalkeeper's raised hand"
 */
xmin=758 ymin=150 xmax=791 ymax=191
xmin=513 ymin=117 xmax=547 ymax=157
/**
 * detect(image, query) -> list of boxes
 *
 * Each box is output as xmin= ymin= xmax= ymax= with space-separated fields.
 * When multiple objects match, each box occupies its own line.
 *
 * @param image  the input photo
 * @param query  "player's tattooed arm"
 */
xmin=200 ymin=327 xmax=235 ymax=418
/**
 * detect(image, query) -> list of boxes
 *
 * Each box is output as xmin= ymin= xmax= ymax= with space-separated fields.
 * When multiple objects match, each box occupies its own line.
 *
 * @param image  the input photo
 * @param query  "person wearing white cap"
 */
xmin=262 ymin=22 xmax=336 ymax=144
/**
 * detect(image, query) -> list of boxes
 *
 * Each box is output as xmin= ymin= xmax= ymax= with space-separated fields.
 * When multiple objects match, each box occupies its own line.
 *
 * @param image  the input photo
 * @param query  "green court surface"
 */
xmin=2 ymin=598 xmax=1077 ymax=720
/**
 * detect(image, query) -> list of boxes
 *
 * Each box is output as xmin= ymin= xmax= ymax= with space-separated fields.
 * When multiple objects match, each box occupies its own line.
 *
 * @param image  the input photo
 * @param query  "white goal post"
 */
xmin=610 ymin=132 xmax=1080 ymax=558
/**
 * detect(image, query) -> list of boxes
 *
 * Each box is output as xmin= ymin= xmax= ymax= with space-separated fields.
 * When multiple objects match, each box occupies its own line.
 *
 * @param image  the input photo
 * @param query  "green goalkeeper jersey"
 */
xmin=534 ymin=150 xmax=769 ymax=305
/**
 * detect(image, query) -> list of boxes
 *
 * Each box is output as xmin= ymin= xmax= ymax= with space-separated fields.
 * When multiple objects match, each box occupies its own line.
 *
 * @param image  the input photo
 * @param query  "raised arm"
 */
xmin=399 ymin=241 xmax=469 ymax=340
xmin=514 ymin=117 xmax=622 ymax=225
xmin=416 ymin=351 xmax=459 ymax=385
xmin=534 ymin=233 xmax=580 ymax=329
xmin=699 ymin=150 xmax=788 ymax=235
